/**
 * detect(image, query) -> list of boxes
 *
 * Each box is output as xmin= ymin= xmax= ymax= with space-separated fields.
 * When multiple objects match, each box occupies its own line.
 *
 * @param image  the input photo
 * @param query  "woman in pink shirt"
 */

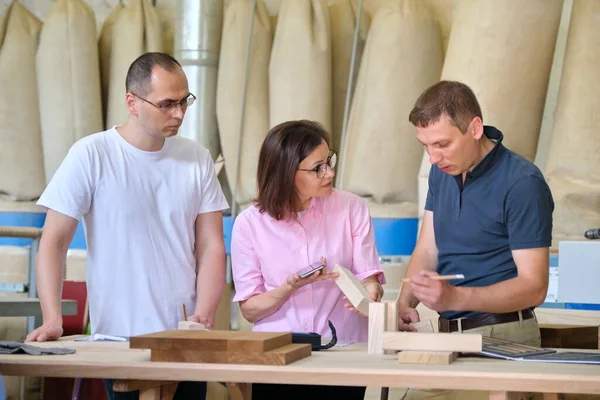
xmin=231 ymin=120 xmax=385 ymax=399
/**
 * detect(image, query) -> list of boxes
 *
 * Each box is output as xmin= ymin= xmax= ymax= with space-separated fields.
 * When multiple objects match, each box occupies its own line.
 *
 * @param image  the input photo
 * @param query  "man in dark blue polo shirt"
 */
xmin=396 ymin=80 xmax=554 ymax=399
xmin=398 ymin=80 xmax=554 ymax=339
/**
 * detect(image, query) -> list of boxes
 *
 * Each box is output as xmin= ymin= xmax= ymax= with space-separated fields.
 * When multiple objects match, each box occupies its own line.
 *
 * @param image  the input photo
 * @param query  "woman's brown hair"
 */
xmin=255 ymin=120 xmax=330 ymax=220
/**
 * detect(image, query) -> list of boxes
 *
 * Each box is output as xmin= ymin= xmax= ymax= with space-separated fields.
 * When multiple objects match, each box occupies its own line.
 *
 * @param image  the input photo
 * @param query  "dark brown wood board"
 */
xmin=150 ymin=343 xmax=312 ymax=366
xmin=129 ymin=330 xmax=312 ymax=366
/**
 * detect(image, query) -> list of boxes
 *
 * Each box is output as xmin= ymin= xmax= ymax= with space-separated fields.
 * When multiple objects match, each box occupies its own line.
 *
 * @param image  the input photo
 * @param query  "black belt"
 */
xmin=438 ymin=308 xmax=535 ymax=333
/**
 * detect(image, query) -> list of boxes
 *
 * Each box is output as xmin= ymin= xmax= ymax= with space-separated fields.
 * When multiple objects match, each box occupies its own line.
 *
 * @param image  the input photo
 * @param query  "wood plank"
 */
xmin=368 ymin=303 xmax=386 ymax=355
xmin=382 ymin=332 xmax=483 ymax=353
xmin=150 ymin=343 xmax=311 ymax=366
xmin=539 ymin=324 xmax=599 ymax=349
xmin=332 ymin=264 xmax=373 ymax=315
xmin=397 ymin=351 xmax=457 ymax=365
xmin=384 ymin=302 xmax=398 ymax=355
xmin=129 ymin=330 xmax=292 ymax=353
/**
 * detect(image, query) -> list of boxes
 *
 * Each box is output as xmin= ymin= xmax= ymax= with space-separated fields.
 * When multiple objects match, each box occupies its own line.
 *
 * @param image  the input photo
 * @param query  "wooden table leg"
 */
xmin=226 ymin=382 xmax=252 ymax=400
xmin=139 ymin=387 xmax=160 ymax=400
xmin=488 ymin=392 xmax=527 ymax=400
xmin=114 ymin=380 xmax=179 ymax=400
xmin=543 ymin=394 xmax=560 ymax=400
xmin=160 ymin=382 xmax=179 ymax=400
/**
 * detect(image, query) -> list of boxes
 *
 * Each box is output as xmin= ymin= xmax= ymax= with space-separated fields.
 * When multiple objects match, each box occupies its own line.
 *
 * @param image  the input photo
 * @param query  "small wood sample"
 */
xmin=381 ymin=332 xmax=483 ymax=353
xmin=368 ymin=303 xmax=386 ymax=355
xmin=332 ymin=264 xmax=373 ymax=315
xmin=411 ymin=320 xmax=435 ymax=333
xmin=397 ymin=350 xmax=458 ymax=365
xmin=178 ymin=321 xmax=207 ymax=330
xmin=130 ymin=330 xmax=312 ymax=366
xmin=368 ymin=302 xmax=398 ymax=355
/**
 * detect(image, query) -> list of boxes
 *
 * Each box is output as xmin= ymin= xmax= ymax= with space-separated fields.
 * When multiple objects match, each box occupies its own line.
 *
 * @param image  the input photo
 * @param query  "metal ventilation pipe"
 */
xmin=174 ymin=0 xmax=223 ymax=162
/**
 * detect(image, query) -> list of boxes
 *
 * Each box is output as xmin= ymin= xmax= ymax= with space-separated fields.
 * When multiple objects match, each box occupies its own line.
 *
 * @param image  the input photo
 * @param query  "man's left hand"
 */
xmin=409 ymin=270 xmax=458 ymax=312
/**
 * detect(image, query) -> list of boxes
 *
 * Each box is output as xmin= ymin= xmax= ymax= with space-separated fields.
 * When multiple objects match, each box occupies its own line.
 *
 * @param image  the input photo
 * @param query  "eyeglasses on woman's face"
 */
xmin=297 ymin=150 xmax=337 ymax=179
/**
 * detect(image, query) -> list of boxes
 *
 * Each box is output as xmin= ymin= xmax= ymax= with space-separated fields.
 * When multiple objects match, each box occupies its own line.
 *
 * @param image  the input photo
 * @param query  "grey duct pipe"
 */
xmin=335 ymin=0 xmax=364 ymax=190
xmin=174 ymin=0 xmax=223 ymax=162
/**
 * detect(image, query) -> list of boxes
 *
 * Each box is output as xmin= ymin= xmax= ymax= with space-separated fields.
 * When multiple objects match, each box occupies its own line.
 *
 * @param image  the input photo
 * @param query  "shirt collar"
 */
xmin=455 ymin=125 xmax=506 ymax=184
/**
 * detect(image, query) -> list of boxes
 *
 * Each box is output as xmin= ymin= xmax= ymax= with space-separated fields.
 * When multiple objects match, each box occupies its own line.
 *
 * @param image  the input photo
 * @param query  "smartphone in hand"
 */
xmin=298 ymin=262 xmax=324 ymax=279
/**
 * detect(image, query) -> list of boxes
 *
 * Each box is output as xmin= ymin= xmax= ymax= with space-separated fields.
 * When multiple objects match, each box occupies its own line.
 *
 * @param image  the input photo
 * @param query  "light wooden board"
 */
xmin=332 ymin=264 xmax=372 ymax=315
xmin=0 ymin=339 xmax=599 ymax=396
xmin=382 ymin=332 xmax=483 ymax=353
xmin=397 ymin=351 xmax=457 ymax=365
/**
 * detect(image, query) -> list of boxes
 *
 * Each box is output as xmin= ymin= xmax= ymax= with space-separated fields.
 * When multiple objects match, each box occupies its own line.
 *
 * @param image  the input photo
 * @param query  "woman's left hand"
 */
xmin=343 ymin=281 xmax=384 ymax=317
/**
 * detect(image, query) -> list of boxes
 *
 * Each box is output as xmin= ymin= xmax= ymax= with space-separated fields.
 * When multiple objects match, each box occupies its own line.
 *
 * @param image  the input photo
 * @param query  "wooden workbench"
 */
xmin=0 ymin=338 xmax=599 ymax=399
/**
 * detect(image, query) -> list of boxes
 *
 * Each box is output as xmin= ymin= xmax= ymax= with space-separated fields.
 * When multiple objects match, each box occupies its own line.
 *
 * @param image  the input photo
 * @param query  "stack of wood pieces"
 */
xmin=381 ymin=332 xmax=483 ymax=365
xmin=129 ymin=330 xmax=312 ymax=365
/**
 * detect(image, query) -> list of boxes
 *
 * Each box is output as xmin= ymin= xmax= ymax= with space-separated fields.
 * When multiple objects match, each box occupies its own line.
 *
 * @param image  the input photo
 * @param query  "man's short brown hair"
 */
xmin=408 ymin=80 xmax=482 ymax=133
xmin=126 ymin=52 xmax=182 ymax=97
xmin=255 ymin=120 xmax=330 ymax=221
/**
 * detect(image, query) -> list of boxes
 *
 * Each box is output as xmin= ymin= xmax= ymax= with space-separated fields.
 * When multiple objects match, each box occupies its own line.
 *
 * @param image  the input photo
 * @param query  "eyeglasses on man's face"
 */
xmin=132 ymin=93 xmax=196 ymax=113
xmin=297 ymin=150 xmax=338 ymax=179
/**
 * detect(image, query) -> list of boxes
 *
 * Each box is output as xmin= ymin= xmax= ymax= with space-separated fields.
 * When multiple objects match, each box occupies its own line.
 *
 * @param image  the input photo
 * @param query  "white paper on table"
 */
xmin=74 ymin=334 xmax=127 ymax=342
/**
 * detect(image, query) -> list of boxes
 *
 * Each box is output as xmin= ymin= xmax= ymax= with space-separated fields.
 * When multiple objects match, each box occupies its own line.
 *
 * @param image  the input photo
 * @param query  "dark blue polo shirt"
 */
xmin=425 ymin=126 xmax=554 ymax=320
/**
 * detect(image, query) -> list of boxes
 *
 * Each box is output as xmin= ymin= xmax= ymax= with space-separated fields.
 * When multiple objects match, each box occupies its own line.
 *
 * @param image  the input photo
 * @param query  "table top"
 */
xmin=0 ymin=337 xmax=600 ymax=395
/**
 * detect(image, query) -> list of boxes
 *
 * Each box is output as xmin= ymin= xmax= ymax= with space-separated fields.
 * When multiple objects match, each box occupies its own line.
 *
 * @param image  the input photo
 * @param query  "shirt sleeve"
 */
xmin=505 ymin=175 xmax=555 ymax=250
xmin=198 ymin=149 xmax=230 ymax=214
xmin=349 ymin=195 xmax=385 ymax=284
xmin=36 ymin=141 xmax=94 ymax=221
xmin=231 ymin=214 xmax=266 ymax=302
xmin=425 ymin=164 xmax=434 ymax=211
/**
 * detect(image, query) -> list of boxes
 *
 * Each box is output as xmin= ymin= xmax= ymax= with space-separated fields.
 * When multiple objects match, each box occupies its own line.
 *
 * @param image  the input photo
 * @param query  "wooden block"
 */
xmin=130 ymin=330 xmax=292 ymax=353
xmin=150 ymin=343 xmax=311 ymax=366
xmin=332 ymin=264 xmax=373 ymax=315
xmin=178 ymin=321 xmax=207 ymax=330
xmin=385 ymin=302 xmax=398 ymax=331
xmin=397 ymin=350 xmax=457 ymax=365
xmin=368 ymin=303 xmax=386 ymax=355
xmin=539 ymin=324 xmax=599 ymax=349
xmin=382 ymin=331 xmax=483 ymax=353
xmin=384 ymin=302 xmax=398 ymax=355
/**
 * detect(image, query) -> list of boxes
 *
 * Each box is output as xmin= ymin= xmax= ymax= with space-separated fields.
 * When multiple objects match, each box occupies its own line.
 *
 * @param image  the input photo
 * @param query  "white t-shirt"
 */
xmin=37 ymin=127 xmax=230 ymax=337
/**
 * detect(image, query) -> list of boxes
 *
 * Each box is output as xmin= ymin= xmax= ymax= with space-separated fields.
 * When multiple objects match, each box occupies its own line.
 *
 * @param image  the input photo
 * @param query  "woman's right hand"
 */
xmin=286 ymin=257 xmax=339 ymax=291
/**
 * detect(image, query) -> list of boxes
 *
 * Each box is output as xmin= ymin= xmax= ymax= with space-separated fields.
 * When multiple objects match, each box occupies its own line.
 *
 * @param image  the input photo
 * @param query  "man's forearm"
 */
xmin=453 ymin=277 xmax=547 ymax=313
xmin=36 ymin=249 xmax=66 ymax=324
xmin=195 ymin=243 xmax=226 ymax=320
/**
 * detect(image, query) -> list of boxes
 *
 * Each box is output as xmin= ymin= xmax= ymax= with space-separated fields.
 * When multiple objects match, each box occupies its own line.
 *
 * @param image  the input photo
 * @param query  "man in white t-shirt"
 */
xmin=25 ymin=52 xmax=229 ymax=399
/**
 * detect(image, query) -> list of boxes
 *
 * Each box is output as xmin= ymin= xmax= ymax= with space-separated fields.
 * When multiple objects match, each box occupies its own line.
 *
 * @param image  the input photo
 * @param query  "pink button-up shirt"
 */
xmin=231 ymin=189 xmax=385 ymax=343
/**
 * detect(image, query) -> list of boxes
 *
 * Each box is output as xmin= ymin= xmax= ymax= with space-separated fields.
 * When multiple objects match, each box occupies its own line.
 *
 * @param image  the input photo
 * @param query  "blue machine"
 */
xmin=1 ymin=210 xmax=418 ymax=257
